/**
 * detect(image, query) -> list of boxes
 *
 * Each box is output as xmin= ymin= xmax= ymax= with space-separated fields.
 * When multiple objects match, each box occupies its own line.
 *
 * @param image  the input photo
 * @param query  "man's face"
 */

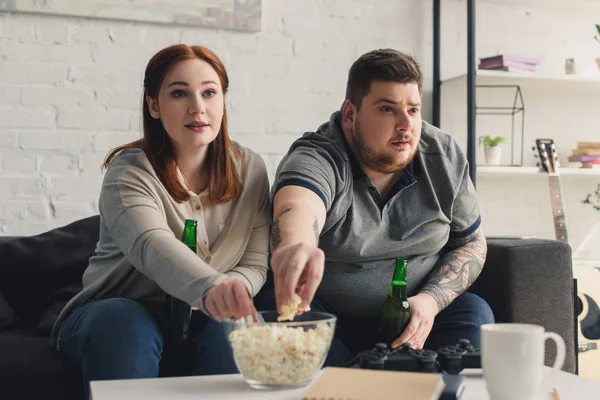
xmin=343 ymin=81 xmax=422 ymax=174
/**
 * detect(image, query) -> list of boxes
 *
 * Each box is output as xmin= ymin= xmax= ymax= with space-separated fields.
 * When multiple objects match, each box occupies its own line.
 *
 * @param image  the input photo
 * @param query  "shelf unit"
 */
xmin=431 ymin=0 xmax=600 ymax=185
xmin=440 ymin=70 xmax=600 ymax=169
xmin=477 ymin=166 xmax=600 ymax=176
xmin=442 ymin=70 xmax=600 ymax=86
xmin=432 ymin=0 xmax=478 ymax=183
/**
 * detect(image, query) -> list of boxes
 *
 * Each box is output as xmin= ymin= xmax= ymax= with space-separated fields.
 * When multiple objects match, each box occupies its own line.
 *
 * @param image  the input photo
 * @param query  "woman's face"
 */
xmin=147 ymin=58 xmax=224 ymax=153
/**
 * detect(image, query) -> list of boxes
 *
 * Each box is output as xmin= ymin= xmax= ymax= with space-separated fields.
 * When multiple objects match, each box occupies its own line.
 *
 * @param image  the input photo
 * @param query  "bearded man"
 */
xmin=255 ymin=48 xmax=495 ymax=366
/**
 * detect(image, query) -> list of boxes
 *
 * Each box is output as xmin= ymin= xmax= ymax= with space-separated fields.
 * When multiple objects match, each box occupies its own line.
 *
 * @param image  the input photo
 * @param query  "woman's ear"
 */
xmin=146 ymin=95 xmax=160 ymax=119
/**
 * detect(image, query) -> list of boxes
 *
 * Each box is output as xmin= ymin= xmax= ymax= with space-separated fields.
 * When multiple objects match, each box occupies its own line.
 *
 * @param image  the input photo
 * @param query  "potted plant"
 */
xmin=478 ymin=135 xmax=509 ymax=165
xmin=583 ymin=183 xmax=600 ymax=212
xmin=595 ymin=24 xmax=600 ymax=70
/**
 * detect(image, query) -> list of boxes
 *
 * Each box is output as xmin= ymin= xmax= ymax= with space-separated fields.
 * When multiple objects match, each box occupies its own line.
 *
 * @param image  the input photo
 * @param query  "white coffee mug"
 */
xmin=481 ymin=323 xmax=565 ymax=400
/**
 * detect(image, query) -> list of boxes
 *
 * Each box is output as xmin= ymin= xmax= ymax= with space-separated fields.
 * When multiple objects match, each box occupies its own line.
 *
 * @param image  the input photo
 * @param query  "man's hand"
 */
xmin=204 ymin=280 xmax=258 ymax=322
xmin=391 ymin=293 xmax=439 ymax=350
xmin=271 ymin=242 xmax=325 ymax=313
xmin=270 ymin=186 xmax=327 ymax=315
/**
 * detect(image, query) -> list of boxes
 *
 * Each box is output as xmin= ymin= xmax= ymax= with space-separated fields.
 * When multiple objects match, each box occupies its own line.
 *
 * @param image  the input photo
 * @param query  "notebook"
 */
xmin=302 ymin=367 xmax=445 ymax=400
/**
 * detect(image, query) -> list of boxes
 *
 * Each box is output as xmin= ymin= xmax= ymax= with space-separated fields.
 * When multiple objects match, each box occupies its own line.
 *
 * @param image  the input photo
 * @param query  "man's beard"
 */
xmin=351 ymin=119 xmax=416 ymax=174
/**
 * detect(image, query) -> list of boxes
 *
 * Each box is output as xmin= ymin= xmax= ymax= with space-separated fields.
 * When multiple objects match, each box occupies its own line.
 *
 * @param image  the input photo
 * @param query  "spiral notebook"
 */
xmin=302 ymin=367 xmax=445 ymax=400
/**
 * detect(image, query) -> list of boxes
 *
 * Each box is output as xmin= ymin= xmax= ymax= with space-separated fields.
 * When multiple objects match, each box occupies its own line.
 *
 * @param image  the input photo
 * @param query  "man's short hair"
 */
xmin=345 ymin=49 xmax=423 ymax=109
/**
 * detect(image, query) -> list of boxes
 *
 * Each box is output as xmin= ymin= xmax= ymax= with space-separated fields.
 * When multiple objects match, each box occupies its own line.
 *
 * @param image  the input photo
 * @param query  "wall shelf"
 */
xmin=443 ymin=70 xmax=600 ymax=86
xmin=477 ymin=165 xmax=600 ymax=176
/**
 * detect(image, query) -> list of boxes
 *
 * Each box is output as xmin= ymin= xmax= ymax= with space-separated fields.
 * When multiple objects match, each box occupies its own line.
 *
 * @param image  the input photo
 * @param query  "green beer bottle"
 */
xmin=181 ymin=219 xmax=198 ymax=252
xmin=167 ymin=219 xmax=197 ymax=343
xmin=380 ymin=258 xmax=411 ymax=346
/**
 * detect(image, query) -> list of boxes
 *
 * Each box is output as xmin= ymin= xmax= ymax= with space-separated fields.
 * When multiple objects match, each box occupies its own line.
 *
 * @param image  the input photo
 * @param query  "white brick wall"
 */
xmin=0 ymin=0 xmax=425 ymax=235
xmin=0 ymin=0 xmax=598 ymax=252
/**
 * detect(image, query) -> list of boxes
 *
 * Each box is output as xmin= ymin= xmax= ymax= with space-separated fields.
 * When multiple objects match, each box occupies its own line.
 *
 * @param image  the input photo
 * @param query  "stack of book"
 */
xmin=568 ymin=142 xmax=600 ymax=168
xmin=479 ymin=55 xmax=540 ymax=72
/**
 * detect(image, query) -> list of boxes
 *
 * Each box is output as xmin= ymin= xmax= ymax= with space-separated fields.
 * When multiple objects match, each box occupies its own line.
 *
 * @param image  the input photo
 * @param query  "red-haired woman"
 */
xmin=51 ymin=45 xmax=270 ymax=398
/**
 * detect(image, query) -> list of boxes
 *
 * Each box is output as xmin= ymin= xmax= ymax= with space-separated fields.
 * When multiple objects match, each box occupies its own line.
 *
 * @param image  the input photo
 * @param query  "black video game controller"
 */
xmin=354 ymin=339 xmax=481 ymax=375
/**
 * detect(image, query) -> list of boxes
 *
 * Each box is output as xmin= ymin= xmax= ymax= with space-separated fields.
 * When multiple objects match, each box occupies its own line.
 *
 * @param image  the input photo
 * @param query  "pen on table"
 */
xmin=553 ymin=386 xmax=561 ymax=400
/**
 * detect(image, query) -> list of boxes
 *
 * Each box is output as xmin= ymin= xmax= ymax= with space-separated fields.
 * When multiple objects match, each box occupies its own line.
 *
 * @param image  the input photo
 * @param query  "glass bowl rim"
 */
xmin=225 ymin=310 xmax=337 ymax=328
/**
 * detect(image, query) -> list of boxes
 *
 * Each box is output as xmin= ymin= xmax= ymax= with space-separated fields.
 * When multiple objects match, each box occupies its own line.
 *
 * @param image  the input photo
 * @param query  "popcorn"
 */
xmin=277 ymin=293 xmax=311 ymax=322
xmin=228 ymin=322 xmax=332 ymax=385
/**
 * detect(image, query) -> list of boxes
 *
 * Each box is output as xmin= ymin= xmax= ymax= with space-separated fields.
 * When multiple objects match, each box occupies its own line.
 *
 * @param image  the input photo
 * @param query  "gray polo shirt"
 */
xmin=273 ymin=111 xmax=481 ymax=318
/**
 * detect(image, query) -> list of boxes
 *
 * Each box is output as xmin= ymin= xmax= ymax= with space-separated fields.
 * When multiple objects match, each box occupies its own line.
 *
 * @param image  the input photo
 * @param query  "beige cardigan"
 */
xmin=51 ymin=145 xmax=270 ymax=347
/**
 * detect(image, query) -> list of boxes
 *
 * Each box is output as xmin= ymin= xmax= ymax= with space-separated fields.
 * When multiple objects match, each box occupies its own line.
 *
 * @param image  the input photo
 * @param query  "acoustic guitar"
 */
xmin=535 ymin=138 xmax=600 ymax=381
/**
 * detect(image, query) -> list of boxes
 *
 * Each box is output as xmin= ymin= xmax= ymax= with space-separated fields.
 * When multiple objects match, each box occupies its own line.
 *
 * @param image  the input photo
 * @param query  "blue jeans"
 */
xmin=59 ymin=298 xmax=237 ymax=400
xmin=254 ymin=288 xmax=495 ymax=367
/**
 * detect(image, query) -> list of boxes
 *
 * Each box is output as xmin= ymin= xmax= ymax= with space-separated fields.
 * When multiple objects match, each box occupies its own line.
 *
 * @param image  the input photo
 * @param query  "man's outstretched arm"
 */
xmin=270 ymin=188 xmax=323 ymax=251
xmin=270 ymin=185 xmax=327 ymax=311
xmin=419 ymin=228 xmax=487 ymax=312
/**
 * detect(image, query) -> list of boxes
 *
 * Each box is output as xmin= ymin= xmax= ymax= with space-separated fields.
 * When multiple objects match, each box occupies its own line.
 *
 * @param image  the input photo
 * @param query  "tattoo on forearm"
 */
xmin=312 ymin=217 xmax=319 ymax=243
xmin=270 ymin=208 xmax=292 ymax=250
xmin=442 ymin=233 xmax=475 ymax=252
xmin=421 ymin=230 xmax=487 ymax=312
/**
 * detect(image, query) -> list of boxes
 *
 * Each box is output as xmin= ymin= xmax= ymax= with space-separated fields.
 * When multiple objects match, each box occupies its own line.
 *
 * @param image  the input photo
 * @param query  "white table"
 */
xmin=90 ymin=367 xmax=600 ymax=400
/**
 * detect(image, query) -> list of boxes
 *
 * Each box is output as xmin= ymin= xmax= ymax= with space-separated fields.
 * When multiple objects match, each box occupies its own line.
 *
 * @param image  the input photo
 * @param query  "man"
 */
xmin=255 ymin=48 xmax=494 ymax=366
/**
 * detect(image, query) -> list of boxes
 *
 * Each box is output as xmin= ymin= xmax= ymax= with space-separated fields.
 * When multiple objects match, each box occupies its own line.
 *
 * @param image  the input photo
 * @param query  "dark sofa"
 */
xmin=0 ymin=215 xmax=577 ymax=400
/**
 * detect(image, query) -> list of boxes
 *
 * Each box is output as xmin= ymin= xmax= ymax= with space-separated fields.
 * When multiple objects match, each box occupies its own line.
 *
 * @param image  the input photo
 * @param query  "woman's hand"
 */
xmin=204 ymin=279 xmax=258 ymax=322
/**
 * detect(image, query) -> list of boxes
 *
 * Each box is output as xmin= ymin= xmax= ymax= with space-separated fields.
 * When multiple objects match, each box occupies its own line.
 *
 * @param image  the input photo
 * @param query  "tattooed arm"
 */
xmin=270 ymin=185 xmax=325 ymax=251
xmin=270 ymin=185 xmax=327 ymax=311
xmin=392 ymin=228 xmax=486 ymax=350
xmin=419 ymin=228 xmax=487 ymax=312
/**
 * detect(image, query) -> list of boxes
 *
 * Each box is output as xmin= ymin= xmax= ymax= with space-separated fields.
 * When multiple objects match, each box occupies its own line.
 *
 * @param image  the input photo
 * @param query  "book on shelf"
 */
xmin=577 ymin=142 xmax=600 ymax=150
xmin=581 ymin=162 xmax=600 ymax=168
xmin=479 ymin=54 xmax=539 ymax=72
xmin=571 ymin=148 xmax=600 ymax=156
xmin=567 ymin=149 xmax=600 ymax=168
xmin=568 ymin=155 xmax=600 ymax=163
xmin=479 ymin=54 xmax=540 ymax=65
xmin=479 ymin=64 xmax=537 ymax=72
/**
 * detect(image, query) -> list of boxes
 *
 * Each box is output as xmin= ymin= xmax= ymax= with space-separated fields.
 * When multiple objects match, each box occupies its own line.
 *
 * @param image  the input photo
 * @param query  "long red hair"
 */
xmin=103 ymin=44 xmax=245 ymax=204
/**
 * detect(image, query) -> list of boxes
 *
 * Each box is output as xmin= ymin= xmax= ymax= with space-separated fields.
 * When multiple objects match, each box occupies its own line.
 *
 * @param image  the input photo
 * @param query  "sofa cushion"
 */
xmin=0 ymin=215 xmax=100 ymax=327
xmin=0 ymin=328 xmax=83 ymax=400
xmin=0 ymin=290 xmax=17 ymax=331
xmin=37 ymin=281 xmax=84 ymax=334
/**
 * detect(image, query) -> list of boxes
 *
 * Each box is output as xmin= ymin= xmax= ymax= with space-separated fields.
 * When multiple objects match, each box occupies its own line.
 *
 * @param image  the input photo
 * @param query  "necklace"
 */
xmin=176 ymin=162 xmax=194 ymax=190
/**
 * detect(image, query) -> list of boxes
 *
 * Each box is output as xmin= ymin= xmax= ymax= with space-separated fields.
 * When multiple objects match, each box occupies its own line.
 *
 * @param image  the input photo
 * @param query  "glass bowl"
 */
xmin=223 ymin=310 xmax=337 ymax=390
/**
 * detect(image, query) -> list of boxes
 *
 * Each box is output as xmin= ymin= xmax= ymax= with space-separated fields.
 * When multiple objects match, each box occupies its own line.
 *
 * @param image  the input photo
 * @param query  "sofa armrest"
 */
xmin=468 ymin=238 xmax=575 ymax=373
xmin=0 ymin=236 xmax=20 ymax=244
xmin=0 ymin=216 xmax=99 ymax=327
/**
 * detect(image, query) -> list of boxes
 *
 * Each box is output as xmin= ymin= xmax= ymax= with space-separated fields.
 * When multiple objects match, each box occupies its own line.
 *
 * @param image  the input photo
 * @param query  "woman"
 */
xmin=51 ymin=44 xmax=270 ymax=398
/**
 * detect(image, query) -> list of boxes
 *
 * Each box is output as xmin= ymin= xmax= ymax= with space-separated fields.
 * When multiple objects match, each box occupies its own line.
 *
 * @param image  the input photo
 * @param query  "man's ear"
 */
xmin=341 ymin=99 xmax=357 ymax=132
xmin=146 ymin=95 xmax=160 ymax=119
